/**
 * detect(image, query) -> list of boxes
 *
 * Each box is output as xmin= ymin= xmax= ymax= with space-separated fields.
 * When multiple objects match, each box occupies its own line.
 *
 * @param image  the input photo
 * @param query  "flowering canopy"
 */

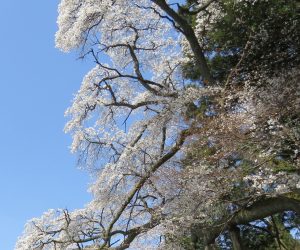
xmin=16 ymin=0 xmax=300 ymax=249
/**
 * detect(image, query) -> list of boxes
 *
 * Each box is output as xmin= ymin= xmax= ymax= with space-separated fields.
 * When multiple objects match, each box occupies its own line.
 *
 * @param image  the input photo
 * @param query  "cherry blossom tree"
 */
xmin=16 ymin=0 xmax=299 ymax=249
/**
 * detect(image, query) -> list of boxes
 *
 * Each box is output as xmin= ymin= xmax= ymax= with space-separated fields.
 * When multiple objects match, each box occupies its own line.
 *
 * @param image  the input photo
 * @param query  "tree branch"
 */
xmin=195 ymin=195 xmax=300 ymax=246
xmin=102 ymin=129 xmax=191 ymax=248
xmin=151 ymin=0 xmax=213 ymax=84
xmin=229 ymin=225 xmax=243 ymax=250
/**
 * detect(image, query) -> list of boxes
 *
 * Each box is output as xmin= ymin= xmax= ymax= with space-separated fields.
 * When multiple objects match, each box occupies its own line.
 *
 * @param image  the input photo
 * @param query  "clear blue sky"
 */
xmin=0 ymin=1 xmax=93 ymax=249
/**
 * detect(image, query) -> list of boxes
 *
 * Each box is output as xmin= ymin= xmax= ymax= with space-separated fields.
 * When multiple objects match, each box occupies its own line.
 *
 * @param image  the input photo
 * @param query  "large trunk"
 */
xmin=193 ymin=196 xmax=300 ymax=246
xmin=152 ymin=0 xmax=214 ymax=84
xmin=229 ymin=226 xmax=244 ymax=250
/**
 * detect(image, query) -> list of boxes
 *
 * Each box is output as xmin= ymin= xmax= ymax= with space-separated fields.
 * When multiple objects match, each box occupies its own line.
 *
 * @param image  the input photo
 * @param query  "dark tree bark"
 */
xmin=193 ymin=196 xmax=300 ymax=247
xmin=152 ymin=0 xmax=214 ymax=84
xmin=229 ymin=226 xmax=244 ymax=250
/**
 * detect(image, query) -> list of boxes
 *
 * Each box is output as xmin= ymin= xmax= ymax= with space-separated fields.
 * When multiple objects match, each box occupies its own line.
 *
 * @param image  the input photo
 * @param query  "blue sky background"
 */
xmin=0 ymin=1 xmax=94 ymax=249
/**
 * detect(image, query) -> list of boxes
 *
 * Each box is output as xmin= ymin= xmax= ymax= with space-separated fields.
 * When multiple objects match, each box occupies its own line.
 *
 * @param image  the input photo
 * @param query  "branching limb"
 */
xmin=151 ymin=0 xmax=214 ymax=84
xmin=198 ymin=195 xmax=300 ymax=246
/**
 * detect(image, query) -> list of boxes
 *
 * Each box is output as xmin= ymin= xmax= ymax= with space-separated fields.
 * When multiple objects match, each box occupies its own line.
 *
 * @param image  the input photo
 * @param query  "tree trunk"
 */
xmin=152 ymin=0 xmax=214 ymax=84
xmin=229 ymin=226 xmax=244 ymax=250
xmin=195 ymin=195 xmax=300 ymax=246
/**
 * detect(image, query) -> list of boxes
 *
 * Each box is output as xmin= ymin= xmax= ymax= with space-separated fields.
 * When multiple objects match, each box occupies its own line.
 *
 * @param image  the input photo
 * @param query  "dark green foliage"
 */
xmin=177 ymin=0 xmax=300 ymax=248
xmin=272 ymin=158 xmax=298 ymax=174
xmin=239 ymin=215 xmax=300 ymax=250
xmin=182 ymin=0 xmax=300 ymax=82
